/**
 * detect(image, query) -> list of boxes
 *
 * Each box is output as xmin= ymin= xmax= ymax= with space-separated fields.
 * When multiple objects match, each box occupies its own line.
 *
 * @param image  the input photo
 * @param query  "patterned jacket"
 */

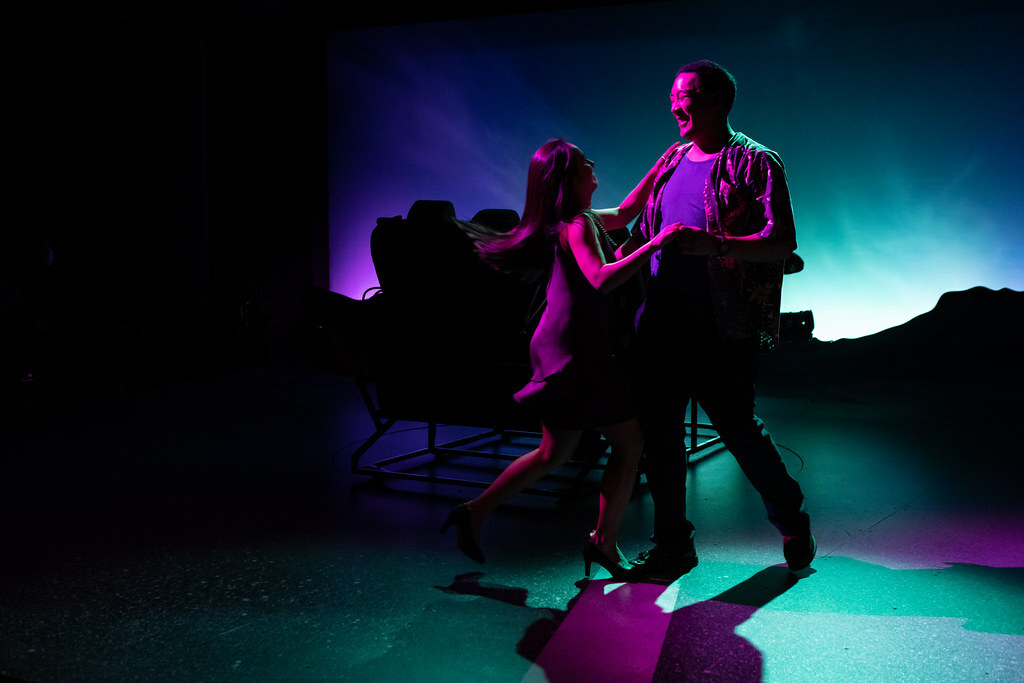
xmin=636 ymin=131 xmax=797 ymax=351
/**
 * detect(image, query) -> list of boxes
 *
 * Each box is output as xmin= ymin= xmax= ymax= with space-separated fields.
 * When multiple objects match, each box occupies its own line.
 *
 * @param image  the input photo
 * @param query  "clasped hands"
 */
xmin=652 ymin=222 xmax=721 ymax=255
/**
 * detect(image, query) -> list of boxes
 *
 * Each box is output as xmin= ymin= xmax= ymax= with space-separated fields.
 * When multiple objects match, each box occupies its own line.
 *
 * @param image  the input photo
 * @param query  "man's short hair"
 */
xmin=677 ymin=60 xmax=737 ymax=113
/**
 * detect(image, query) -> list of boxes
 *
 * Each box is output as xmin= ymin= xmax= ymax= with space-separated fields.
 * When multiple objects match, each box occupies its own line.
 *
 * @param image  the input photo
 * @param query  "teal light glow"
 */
xmin=328 ymin=2 xmax=1024 ymax=341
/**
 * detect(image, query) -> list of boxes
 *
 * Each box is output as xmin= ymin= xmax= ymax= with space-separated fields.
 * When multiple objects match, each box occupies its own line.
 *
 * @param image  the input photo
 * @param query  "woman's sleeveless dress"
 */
xmin=512 ymin=212 xmax=636 ymax=429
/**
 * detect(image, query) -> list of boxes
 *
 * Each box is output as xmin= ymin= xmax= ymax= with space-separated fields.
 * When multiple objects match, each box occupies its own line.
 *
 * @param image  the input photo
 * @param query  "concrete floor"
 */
xmin=2 ymin=354 xmax=1022 ymax=682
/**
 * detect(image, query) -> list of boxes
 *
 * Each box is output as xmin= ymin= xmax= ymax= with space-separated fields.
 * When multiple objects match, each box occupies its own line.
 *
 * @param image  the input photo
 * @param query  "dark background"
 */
xmin=5 ymin=1 xmax=334 ymax=394
xmin=2 ymin=0 xmax=655 ymax=397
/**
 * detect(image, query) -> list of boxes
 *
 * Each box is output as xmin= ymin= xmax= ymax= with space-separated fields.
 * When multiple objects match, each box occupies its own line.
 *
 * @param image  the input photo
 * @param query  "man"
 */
xmin=620 ymin=60 xmax=815 ymax=582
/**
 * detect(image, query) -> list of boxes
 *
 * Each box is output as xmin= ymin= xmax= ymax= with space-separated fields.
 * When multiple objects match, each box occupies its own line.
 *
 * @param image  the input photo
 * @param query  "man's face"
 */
xmin=669 ymin=71 xmax=716 ymax=142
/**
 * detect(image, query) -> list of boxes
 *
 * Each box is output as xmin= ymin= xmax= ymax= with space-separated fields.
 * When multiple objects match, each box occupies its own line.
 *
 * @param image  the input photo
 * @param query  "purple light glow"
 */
xmin=836 ymin=512 xmax=1024 ymax=571
xmin=526 ymin=567 xmax=795 ymax=679
xmin=529 ymin=581 xmax=675 ymax=679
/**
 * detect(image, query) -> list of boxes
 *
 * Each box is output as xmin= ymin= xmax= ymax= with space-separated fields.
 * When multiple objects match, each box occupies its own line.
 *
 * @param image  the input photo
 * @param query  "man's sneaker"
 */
xmin=629 ymin=544 xmax=698 ymax=584
xmin=783 ymin=533 xmax=816 ymax=573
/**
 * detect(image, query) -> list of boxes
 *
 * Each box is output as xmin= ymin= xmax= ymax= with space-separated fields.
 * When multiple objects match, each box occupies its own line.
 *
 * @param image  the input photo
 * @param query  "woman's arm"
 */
xmin=614 ymin=232 xmax=645 ymax=261
xmin=594 ymin=143 xmax=681 ymax=232
xmin=566 ymin=214 xmax=684 ymax=294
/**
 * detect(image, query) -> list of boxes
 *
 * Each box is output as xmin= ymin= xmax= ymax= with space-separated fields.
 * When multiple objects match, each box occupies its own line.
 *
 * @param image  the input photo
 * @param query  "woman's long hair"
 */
xmin=475 ymin=139 xmax=585 ymax=284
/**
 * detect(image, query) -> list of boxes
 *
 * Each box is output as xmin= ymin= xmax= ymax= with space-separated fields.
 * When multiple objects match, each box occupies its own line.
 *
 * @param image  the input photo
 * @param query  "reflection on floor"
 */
xmin=2 ymin=358 xmax=1022 ymax=682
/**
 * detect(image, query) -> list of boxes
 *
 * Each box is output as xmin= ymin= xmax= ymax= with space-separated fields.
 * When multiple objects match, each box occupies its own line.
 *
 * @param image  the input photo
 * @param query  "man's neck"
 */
xmin=687 ymin=125 xmax=734 ymax=161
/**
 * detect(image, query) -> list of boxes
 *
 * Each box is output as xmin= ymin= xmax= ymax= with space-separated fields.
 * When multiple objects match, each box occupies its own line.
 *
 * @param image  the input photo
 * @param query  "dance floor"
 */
xmin=2 ymin=350 xmax=1021 ymax=682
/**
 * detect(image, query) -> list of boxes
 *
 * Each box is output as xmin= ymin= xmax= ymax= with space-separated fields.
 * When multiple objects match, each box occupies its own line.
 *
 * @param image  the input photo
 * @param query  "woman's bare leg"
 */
xmin=591 ymin=416 xmax=644 ymax=559
xmin=465 ymin=424 xmax=583 ymax=540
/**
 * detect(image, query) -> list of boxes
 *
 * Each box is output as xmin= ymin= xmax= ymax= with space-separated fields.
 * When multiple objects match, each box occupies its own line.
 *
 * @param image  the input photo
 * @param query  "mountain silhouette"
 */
xmin=760 ymin=287 xmax=1023 ymax=393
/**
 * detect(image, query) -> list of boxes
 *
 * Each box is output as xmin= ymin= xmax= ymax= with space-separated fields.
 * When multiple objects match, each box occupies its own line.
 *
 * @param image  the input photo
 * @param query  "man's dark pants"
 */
xmin=634 ymin=294 xmax=810 ymax=550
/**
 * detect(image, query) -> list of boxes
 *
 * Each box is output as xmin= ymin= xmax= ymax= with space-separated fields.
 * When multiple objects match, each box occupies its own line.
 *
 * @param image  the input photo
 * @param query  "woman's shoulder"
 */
xmin=571 ymin=211 xmax=602 ymax=231
xmin=559 ymin=211 xmax=609 ymax=251
xmin=563 ymin=212 xmax=598 ymax=238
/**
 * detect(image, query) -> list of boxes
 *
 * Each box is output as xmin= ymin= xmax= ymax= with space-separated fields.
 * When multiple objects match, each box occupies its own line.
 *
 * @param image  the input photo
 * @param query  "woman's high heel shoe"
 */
xmin=582 ymin=535 xmax=632 ymax=581
xmin=440 ymin=503 xmax=485 ymax=564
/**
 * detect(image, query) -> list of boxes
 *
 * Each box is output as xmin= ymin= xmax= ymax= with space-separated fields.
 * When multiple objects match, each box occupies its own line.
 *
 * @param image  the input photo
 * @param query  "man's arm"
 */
xmin=671 ymin=230 xmax=795 ymax=261
xmin=674 ymin=149 xmax=797 ymax=261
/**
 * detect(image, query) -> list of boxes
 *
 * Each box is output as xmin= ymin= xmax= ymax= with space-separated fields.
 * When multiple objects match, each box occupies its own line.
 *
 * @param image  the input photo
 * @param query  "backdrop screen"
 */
xmin=327 ymin=2 xmax=1023 ymax=341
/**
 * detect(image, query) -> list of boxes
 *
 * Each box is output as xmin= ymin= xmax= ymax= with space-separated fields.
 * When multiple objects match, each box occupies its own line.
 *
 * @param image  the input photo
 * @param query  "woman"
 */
xmin=442 ymin=139 xmax=684 ymax=579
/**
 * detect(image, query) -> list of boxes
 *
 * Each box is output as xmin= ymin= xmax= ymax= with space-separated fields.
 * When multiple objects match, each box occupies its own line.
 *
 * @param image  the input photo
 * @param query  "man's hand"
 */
xmin=668 ymin=225 xmax=720 ymax=255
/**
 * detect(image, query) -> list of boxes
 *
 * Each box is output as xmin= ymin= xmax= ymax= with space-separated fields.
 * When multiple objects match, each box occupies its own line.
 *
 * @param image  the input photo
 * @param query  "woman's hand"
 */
xmin=649 ymin=222 xmax=692 ymax=250
xmin=655 ymin=142 xmax=684 ymax=170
